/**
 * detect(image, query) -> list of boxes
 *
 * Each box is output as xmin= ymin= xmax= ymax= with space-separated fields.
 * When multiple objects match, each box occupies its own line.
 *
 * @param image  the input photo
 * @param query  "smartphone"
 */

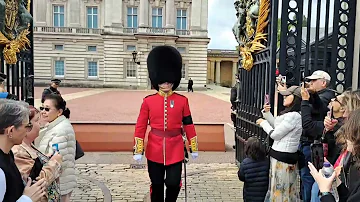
xmin=281 ymin=76 xmax=286 ymax=84
xmin=52 ymin=143 xmax=59 ymax=155
xmin=264 ymin=94 xmax=270 ymax=105
xmin=310 ymin=142 xmax=325 ymax=170
xmin=330 ymin=106 xmax=335 ymax=119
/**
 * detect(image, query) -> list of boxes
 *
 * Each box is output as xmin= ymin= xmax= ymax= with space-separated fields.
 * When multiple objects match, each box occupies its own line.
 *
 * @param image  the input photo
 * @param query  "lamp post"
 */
xmin=132 ymin=51 xmax=140 ymax=65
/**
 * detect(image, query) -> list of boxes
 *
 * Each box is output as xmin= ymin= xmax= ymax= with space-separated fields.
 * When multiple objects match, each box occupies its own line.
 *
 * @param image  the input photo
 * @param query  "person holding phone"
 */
xmin=12 ymin=106 xmax=63 ymax=202
xmin=0 ymin=99 xmax=47 ymax=202
xmin=256 ymin=86 xmax=302 ymax=201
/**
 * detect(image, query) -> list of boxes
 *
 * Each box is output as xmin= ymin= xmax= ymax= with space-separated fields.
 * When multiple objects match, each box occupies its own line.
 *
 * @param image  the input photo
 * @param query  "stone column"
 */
xmin=201 ymin=0 xmax=208 ymax=30
xmin=215 ymin=61 xmax=221 ymax=84
xmin=190 ymin=0 xmax=201 ymax=30
xmin=69 ymin=0 xmax=80 ymax=27
xmin=232 ymin=61 xmax=238 ymax=86
xmin=210 ymin=61 xmax=215 ymax=83
xmin=112 ymin=0 xmax=123 ymax=27
xmin=139 ymin=0 xmax=149 ymax=27
xmin=104 ymin=0 xmax=113 ymax=27
xmin=166 ymin=0 xmax=175 ymax=28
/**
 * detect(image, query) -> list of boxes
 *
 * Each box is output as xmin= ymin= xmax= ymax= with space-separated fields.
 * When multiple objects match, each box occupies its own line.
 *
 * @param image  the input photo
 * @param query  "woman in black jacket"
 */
xmin=309 ymin=109 xmax=360 ymax=202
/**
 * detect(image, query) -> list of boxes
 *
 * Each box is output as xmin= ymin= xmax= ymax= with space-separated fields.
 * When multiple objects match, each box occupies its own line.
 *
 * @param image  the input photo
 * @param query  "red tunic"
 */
xmin=133 ymin=91 xmax=198 ymax=165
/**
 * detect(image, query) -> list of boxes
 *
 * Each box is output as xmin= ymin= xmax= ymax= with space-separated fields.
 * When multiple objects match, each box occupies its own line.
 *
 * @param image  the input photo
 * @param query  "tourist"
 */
xmin=35 ymin=94 xmax=76 ymax=202
xmin=238 ymin=137 xmax=269 ymax=202
xmin=187 ymin=78 xmax=194 ymax=92
xmin=41 ymin=79 xmax=61 ymax=103
xmin=13 ymin=105 xmax=63 ymax=202
xmin=0 ymin=99 xmax=47 ymax=202
xmin=257 ymin=85 xmax=303 ymax=201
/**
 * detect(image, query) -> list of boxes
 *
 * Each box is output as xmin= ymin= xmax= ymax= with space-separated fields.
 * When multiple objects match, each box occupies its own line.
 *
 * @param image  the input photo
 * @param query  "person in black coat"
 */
xmin=238 ymin=137 xmax=269 ymax=202
xmin=41 ymin=79 xmax=61 ymax=103
xmin=187 ymin=78 xmax=193 ymax=92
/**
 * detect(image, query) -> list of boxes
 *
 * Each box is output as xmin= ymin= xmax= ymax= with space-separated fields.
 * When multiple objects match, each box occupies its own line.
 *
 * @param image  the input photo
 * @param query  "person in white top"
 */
xmin=0 ymin=99 xmax=46 ymax=202
xmin=256 ymin=85 xmax=303 ymax=202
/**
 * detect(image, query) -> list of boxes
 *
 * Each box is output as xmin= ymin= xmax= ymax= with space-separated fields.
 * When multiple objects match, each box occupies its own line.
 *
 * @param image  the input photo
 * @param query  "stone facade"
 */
xmin=33 ymin=0 xmax=209 ymax=90
xmin=207 ymin=49 xmax=238 ymax=87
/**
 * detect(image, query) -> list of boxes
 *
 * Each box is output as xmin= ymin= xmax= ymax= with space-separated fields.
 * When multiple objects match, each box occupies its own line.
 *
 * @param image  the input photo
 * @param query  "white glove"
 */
xmin=133 ymin=154 xmax=143 ymax=163
xmin=191 ymin=152 xmax=198 ymax=160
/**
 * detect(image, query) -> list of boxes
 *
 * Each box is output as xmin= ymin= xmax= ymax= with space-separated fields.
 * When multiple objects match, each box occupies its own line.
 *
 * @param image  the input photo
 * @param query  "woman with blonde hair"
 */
xmin=12 ymin=106 xmax=63 ymax=202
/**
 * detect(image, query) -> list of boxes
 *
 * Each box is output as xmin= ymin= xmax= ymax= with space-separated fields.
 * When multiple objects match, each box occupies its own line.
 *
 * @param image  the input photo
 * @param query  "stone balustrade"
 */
xmin=34 ymin=26 xmax=207 ymax=37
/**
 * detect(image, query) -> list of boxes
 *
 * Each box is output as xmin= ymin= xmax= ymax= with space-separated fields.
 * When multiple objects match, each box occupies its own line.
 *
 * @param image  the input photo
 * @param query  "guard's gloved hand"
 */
xmin=133 ymin=154 xmax=143 ymax=163
xmin=191 ymin=152 xmax=198 ymax=160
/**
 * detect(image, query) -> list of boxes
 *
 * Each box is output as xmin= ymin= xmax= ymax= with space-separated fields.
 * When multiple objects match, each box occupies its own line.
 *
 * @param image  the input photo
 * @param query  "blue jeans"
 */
xmin=299 ymin=145 xmax=315 ymax=202
xmin=311 ymin=182 xmax=320 ymax=202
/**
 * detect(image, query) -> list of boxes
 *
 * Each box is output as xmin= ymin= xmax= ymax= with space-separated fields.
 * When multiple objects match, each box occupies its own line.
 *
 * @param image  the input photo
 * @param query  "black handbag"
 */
xmin=75 ymin=140 xmax=84 ymax=160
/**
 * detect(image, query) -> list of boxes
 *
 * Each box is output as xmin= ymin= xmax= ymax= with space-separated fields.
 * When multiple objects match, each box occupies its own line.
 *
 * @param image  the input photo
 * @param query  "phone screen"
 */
xmin=265 ymin=94 xmax=270 ymax=105
xmin=310 ymin=143 xmax=325 ymax=170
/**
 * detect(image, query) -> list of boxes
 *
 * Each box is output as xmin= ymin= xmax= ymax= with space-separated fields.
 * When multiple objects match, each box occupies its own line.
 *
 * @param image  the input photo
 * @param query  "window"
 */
xmin=88 ymin=46 xmax=97 ymax=51
xmin=88 ymin=61 xmax=98 ymax=77
xmin=127 ymin=7 xmax=138 ymax=28
xmin=181 ymin=64 xmax=186 ymax=78
xmin=54 ymin=60 xmax=65 ymax=77
xmin=152 ymin=8 xmax=163 ymax=28
xmin=177 ymin=47 xmax=186 ymax=53
xmin=126 ymin=61 xmax=137 ymax=78
xmin=87 ymin=7 xmax=98 ymax=28
xmin=176 ymin=9 xmax=187 ymax=30
xmin=126 ymin=45 xmax=136 ymax=51
xmin=54 ymin=45 xmax=63 ymax=50
xmin=53 ymin=5 xmax=65 ymax=27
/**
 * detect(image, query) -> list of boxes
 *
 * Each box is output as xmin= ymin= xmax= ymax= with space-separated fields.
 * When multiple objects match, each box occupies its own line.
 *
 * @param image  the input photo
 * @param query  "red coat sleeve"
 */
xmin=133 ymin=98 xmax=149 ymax=155
xmin=182 ymin=98 xmax=198 ymax=153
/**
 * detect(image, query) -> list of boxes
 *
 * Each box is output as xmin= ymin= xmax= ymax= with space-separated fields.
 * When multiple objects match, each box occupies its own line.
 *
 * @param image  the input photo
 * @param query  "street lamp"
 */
xmin=132 ymin=51 xmax=140 ymax=65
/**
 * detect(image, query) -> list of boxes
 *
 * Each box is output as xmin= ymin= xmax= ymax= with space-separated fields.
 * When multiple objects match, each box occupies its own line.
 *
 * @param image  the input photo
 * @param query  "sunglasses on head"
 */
xmin=39 ymin=106 xmax=50 ymax=112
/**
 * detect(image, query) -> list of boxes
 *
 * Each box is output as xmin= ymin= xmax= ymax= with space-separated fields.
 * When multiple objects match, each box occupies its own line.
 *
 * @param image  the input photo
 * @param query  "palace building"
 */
xmin=33 ymin=0 xmax=209 ymax=90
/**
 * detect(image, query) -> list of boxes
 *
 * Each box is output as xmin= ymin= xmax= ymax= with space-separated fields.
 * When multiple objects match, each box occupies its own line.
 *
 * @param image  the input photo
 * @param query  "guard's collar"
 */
xmin=158 ymin=90 xmax=174 ymax=97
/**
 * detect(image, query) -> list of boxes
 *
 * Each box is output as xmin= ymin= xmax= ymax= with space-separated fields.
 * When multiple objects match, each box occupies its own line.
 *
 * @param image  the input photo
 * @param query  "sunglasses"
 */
xmin=331 ymin=97 xmax=343 ymax=106
xmin=39 ymin=106 xmax=50 ymax=112
xmin=25 ymin=122 xmax=33 ymax=132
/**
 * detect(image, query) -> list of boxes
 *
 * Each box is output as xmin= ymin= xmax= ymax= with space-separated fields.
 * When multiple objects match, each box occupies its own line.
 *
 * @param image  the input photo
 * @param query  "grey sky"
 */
xmin=208 ymin=0 xmax=334 ymax=50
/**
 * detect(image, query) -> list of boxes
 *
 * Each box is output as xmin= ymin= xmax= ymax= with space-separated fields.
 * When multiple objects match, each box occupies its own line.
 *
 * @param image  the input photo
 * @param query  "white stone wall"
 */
xmin=33 ymin=0 xmax=210 ymax=89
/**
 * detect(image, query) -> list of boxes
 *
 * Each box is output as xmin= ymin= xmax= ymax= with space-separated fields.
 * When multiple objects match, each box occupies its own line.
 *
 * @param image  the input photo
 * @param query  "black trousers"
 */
xmin=148 ymin=160 xmax=183 ymax=202
xmin=187 ymin=86 xmax=193 ymax=92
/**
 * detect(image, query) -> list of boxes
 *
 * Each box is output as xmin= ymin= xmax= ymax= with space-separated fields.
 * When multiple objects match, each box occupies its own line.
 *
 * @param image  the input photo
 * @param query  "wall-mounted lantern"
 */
xmin=132 ymin=51 xmax=140 ymax=65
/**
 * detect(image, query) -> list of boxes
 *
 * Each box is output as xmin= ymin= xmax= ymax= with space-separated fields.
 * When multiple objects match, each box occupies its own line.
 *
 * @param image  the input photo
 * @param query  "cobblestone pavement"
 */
xmin=72 ymin=163 xmax=243 ymax=202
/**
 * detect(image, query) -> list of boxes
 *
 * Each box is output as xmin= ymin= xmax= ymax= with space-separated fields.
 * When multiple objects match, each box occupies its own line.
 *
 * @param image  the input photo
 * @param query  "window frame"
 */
xmin=54 ymin=44 xmax=64 ymax=51
xmin=151 ymin=7 xmax=163 ymax=28
xmin=176 ymin=9 xmax=187 ymax=30
xmin=126 ymin=61 xmax=137 ymax=78
xmin=53 ymin=5 xmax=65 ymax=27
xmin=86 ymin=6 xmax=99 ymax=29
xmin=87 ymin=60 xmax=99 ymax=78
xmin=87 ymin=45 xmax=97 ymax=52
xmin=53 ymin=59 xmax=65 ymax=78
xmin=127 ymin=7 xmax=138 ymax=28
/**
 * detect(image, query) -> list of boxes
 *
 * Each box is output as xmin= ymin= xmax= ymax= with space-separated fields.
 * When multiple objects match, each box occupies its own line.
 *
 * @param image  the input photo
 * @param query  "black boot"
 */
xmin=151 ymin=184 xmax=164 ymax=202
xmin=165 ymin=185 xmax=181 ymax=202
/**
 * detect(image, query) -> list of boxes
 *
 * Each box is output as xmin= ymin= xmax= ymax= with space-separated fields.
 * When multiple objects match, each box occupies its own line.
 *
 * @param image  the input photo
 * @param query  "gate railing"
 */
xmin=235 ymin=0 xmax=357 ymax=165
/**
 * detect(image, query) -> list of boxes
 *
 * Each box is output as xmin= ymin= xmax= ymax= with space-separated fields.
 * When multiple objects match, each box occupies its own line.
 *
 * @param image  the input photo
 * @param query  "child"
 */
xmin=238 ymin=137 xmax=270 ymax=202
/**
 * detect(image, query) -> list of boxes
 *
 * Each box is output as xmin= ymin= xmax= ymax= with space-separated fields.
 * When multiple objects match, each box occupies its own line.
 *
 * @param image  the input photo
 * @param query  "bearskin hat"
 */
xmin=147 ymin=46 xmax=182 ymax=91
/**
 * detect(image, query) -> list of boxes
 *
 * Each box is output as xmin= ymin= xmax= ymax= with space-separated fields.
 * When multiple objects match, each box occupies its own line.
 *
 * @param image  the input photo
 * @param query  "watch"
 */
xmin=319 ymin=192 xmax=331 ymax=198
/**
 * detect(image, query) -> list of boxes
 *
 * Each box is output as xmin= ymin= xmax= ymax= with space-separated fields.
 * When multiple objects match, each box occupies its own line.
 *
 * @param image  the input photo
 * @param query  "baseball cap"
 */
xmin=279 ymin=86 xmax=301 ymax=98
xmin=306 ymin=70 xmax=331 ymax=81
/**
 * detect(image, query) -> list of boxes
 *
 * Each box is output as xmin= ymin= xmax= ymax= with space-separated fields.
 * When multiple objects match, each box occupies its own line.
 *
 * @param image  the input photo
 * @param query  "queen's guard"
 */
xmin=132 ymin=46 xmax=198 ymax=202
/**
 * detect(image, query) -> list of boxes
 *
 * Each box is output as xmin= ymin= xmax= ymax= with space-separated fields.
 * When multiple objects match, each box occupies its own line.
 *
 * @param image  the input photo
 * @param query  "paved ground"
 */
xmin=72 ymin=152 xmax=243 ymax=202
xmin=34 ymin=86 xmax=232 ymax=123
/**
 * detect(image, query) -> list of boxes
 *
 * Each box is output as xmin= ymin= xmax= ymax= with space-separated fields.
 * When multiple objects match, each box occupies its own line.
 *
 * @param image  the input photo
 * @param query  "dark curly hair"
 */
xmin=245 ymin=137 xmax=266 ymax=161
xmin=342 ymin=109 xmax=360 ymax=168
xmin=43 ymin=94 xmax=71 ymax=119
